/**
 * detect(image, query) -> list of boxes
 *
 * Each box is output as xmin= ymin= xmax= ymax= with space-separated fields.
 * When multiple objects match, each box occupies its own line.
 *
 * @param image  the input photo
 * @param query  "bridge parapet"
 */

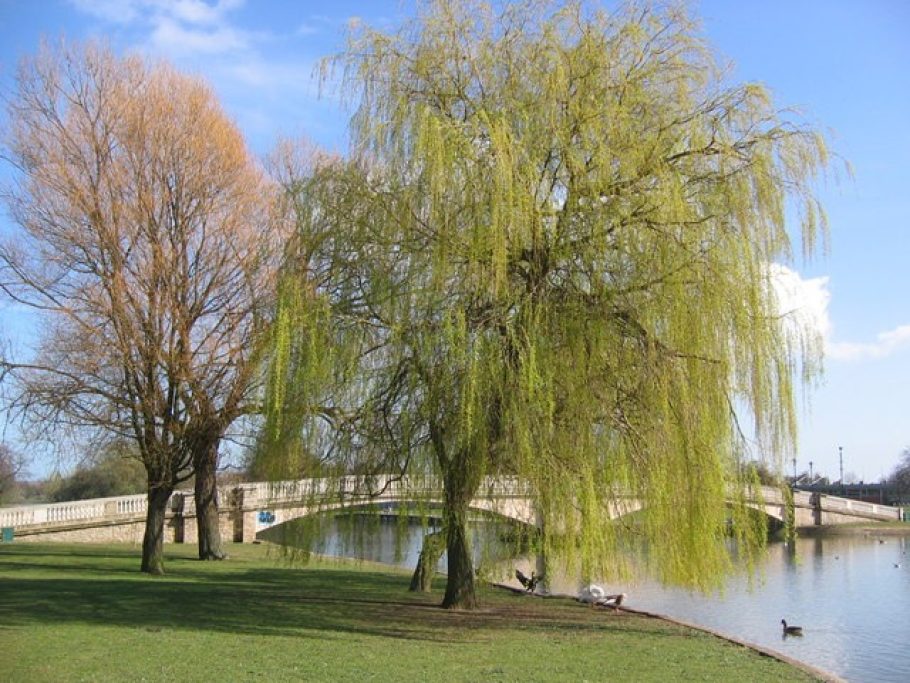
xmin=1 ymin=477 xmax=902 ymax=544
xmin=738 ymin=486 xmax=812 ymax=507
xmin=239 ymin=475 xmax=532 ymax=510
xmin=0 ymin=492 xmax=149 ymax=529
xmin=812 ymin=493 xmax=899 ymax=523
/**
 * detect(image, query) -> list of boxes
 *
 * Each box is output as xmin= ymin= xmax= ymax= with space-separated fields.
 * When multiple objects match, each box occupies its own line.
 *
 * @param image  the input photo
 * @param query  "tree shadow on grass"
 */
xmin=0 ymin=574 xmax=469 ymax=642
xmin=0 ymin=544 xmax=142 ymax=560
xmin=0 ymin=545 xmax=694 ymax=646
xmin=0 ymin=544 xmax=148 ymax=576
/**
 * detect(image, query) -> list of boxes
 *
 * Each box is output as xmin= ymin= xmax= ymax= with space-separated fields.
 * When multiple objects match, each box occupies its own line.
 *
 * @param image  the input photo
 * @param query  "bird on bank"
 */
xmin=578 ymin=584 xmax=627 ymax=609
xmin=598 ymin=592 xmax=627 ymax=610
xmin=781 ymin=619 xmax=803 ymax=636
xmin=578 ymin=583 xmax=607 ymax=604
xmin=515 ymin=569 xmax=543 ymax=593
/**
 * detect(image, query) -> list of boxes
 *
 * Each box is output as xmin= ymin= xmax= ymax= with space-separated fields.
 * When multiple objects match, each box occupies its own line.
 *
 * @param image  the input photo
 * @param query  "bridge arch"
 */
xmin=1 ymin=476 xmax=900 ymax=544
xmin=250 ymin=493 xmax=540 ymax=538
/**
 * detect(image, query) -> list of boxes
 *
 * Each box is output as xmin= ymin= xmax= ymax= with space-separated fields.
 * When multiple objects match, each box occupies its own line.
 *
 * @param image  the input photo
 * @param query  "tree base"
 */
xmin=141 ymin=562 xmax=165 ymax=576
xmin=441 ymin=593 xmax=479 ymax=610
xmin=409 ymin=530 xmax=445 ymax=592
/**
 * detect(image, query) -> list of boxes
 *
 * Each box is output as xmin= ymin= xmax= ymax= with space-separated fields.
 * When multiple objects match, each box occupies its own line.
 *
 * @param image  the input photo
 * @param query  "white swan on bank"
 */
xmin=577 ymin=584 xmax=626 ymax=608
xmin=578 ymin=584 xmax=606 ymax=603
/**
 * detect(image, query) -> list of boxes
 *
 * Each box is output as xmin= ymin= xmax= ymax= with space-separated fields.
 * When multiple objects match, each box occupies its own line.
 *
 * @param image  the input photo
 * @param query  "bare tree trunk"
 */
xmin=141 ymin=484 xmax=173 ymax=575
xmin=194 ymin=440 xmax=226 ymax=560
xmin=409 ymin=530 xmax=445 ymax=592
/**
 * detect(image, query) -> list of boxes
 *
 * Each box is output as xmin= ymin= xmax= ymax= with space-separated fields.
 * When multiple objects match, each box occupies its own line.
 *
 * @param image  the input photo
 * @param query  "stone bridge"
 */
xmin=0 ymin=476 xmax=902 ymax=545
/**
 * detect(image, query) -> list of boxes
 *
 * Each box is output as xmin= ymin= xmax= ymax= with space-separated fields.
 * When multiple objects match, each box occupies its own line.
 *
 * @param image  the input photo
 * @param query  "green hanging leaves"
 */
xmin=265 ymin=0 xmax=831 ymax=598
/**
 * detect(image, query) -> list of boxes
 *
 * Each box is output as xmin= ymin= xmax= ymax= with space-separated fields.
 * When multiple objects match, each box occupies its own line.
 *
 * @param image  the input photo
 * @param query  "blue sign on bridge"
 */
xmin=258 ymin=511 xmax=275 ymax=524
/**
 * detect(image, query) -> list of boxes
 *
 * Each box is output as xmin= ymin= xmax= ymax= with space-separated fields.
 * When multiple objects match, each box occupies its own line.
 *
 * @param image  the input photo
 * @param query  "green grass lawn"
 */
xmin=0 ymin=542 xmax=819 ymax=682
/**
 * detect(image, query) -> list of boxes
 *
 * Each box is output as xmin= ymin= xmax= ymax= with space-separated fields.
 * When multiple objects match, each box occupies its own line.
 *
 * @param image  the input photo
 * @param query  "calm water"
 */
xmin=270 ymin=518 xmax=910 ymax=683
xmin=587 ymin=535 xmax=910 ymax=683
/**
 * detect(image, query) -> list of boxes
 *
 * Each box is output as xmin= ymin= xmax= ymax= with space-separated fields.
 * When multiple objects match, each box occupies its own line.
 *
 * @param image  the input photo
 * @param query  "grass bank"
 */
xmin=1 ymin=542 xmax=820 ymax=682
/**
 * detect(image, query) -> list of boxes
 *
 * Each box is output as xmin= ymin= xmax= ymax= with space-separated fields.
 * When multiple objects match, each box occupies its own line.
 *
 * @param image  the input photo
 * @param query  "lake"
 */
xmin=591 ymin=534 xmax=910 ymax=683
xmin=266 ymin=517 xmax=910 ymax=683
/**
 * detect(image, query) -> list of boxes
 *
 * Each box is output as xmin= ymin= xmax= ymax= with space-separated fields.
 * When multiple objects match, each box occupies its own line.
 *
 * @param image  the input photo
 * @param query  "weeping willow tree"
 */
xmin=263 ymin=0 xmax=830 ymax=609
xmin=256 ymin=141 xmax=357 ymax=476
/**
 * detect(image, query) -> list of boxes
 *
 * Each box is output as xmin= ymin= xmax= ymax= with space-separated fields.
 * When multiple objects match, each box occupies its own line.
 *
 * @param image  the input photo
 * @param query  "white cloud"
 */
xmin=222 ymin=55 xmax=318 ymax=97
xmin=768 ymin=263 xmax=831 ymax=342
xmin=150 ymin=16 xmax=249 ymax=54
xmin=69 ymin=0 xmax=255 ymax=56
xmin=169 ymin=0 xmax=237 ymax=26
xmin=769 ymin=263 xmax=910 ymax=362
xmin=69 ymin=0 xmax=142 ymax=24
xmin=827 ymin=324 xmax=910 ymax=361
xmin=72 ymin=0 xmax=246 ymax=26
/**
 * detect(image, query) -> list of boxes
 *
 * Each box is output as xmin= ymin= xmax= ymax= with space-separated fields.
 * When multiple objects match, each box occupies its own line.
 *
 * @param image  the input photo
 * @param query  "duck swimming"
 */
xmin=781 ymin=619 xmax=803 ymax=636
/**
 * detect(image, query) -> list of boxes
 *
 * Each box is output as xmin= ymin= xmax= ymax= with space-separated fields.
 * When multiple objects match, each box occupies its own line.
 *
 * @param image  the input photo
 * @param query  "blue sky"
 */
xmin=0 ymin=0 xmax=907 ymax=482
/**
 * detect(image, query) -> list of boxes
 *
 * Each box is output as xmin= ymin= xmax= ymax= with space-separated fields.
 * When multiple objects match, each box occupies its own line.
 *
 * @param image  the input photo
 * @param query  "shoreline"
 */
xmin=617 ymin=604 xmax=846 ymax=683
xmin=795 ymin=522 xmax=910 ymax=538
xmin=493 ymin=582 xmax=845 ymax=683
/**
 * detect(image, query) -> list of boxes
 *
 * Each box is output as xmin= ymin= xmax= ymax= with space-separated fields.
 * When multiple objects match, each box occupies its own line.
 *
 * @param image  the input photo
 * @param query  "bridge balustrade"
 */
xmin=244 ymin=475 xmax=530 ymax=506
xmin=1 ymin=478 xmax=901 ymax=542
xmin=114 ymin=495 xmax=148 ymax=516
xmin=818 ymin=495 xmax=894 ymax=519
xmin=0 ymin=492 xmax=148 ymax=528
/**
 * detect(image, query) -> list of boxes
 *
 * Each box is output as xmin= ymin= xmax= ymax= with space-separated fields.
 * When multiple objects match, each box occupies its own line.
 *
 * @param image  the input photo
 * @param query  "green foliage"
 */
xmin=257 ymin=156 xmax=382 ymax=483
xmin=50 ymin=442 xmax=147 ymax=502
xmin=747 ymin=460 xmax=784 ymax=487
xmin=781 ymin=482 xmax=797 ymax=544
xmin=263 ymin=0 xmax=830 ymax=602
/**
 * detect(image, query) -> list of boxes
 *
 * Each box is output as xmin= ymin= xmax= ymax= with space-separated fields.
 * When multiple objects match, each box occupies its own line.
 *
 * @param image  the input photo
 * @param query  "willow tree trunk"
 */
xmin=141 ymin=484 xmax=174 ymax=575
xmin=442 ymin=500 xmax=476 ymax=608
xmin=442 ymin=509 xmax=476 ymax=608
xmin=409 ymin=530 xmax=445 ymax=592
xmin=194 ymin=440 xmax=226 ymax=560
xmin=440 ymin=456 xmax=483 ymax=609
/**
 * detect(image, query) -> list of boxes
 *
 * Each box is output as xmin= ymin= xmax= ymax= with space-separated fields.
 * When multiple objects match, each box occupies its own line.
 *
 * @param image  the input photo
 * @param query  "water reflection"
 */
xmin=598 ymin=534 xmax=910 ymax=683
xmin=260 ymin=513 xmax=520 ymax=577
xmin=265 ymin=516 xmax=910 ymax=683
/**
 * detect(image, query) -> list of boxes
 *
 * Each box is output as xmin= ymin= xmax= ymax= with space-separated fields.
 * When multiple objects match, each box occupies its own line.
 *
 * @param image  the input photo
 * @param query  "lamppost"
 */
xmin=839 ymin=445 xmax=844 ymax=488
xmin=809 ymin=460 xmax=813 ymax=482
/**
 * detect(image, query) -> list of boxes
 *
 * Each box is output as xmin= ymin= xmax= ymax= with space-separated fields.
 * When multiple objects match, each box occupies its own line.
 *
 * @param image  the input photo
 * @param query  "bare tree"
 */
xmin=0 ymin=443 xmax=26 ymax=504
xmin=889 ymin=447 xmax=910 ymax=499
xmin=1 ymin=42 xmax=284 ymax=572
